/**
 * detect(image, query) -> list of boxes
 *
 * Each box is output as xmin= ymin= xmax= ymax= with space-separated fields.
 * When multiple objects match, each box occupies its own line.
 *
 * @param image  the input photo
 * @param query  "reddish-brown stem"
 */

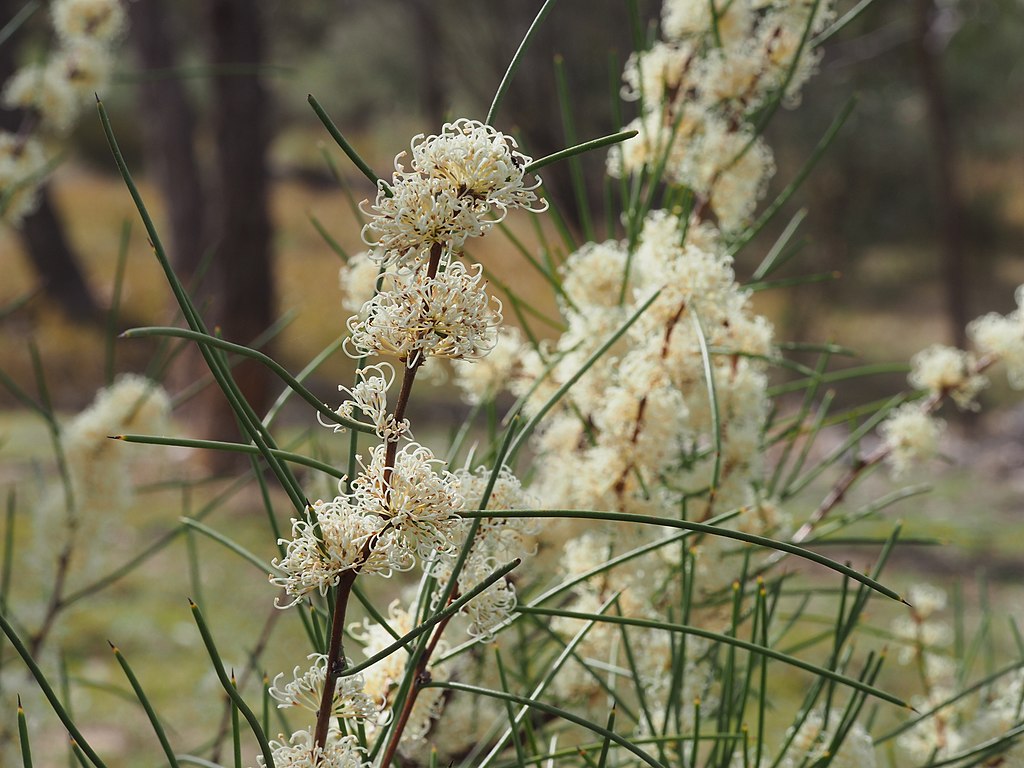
xmin=377 ymin=605 xmax=456 ymax=768
xmin=313 ymin=242 xmax=445 ymax=757
xmin=313 ymin=570 xmax=357 ymax=750
xmin=790 ymin=353 xmax=998 ymax=544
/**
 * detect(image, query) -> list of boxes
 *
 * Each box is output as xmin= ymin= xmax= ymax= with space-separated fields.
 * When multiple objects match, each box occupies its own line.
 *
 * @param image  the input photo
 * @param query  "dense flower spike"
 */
xmin=908 ymin=344 xmax=988 ymax=409
xmin=968 ymin=284 xmax=1024 ymax=388
xmin=361 ymin=119 xmax=545 ymax=267
xmin=350 ymin=442 xmax=464 ymax=560
xmin=0 ymin=0 xmax=125 ymax=225
xmin=270 ymin=498 xmax=407 ymax=607
xmin=608 ymin=0 xmax=833 ymax=230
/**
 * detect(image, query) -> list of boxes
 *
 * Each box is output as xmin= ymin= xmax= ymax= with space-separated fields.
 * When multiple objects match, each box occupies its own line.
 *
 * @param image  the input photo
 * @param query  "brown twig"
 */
xmin=313 ymin=242 xmax=445 ymax=756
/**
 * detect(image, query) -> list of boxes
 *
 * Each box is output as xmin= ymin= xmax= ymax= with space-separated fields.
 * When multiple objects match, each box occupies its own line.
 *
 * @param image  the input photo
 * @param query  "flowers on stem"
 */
xmin=346 ymin=261 xmax=502 ymax=364
xmin=271 ymin=442 xmax=463 ymax=607
xmin=254 ymin=728 xmax=368 ymax=768
xmin=269 ymin=654 xmax=383 ymax=723
xmin=361 ymin=119 xmax=545 ymax=267
xmin=1 ymin=0 xmax=126 ymax=225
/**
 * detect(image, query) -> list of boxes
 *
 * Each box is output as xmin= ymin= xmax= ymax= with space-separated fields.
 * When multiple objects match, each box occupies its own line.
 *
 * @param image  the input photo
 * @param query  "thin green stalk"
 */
xmin=427 ymin=681 xmax=666 ymax=768
xmin=495 ymin=649 xmax=528 ymax=768
xmin=525 ymin=130 xmax=638 ymax=175
xmin=17 ymin=695 xmax=33 ymax=768
xmin=120 ymin=327 xmax=374 ymax=434
xmin=308 ymin=94 xmax=385 ymax=191
xmin=1 ymin=489 xmax=15 ymax=612
xmin=231 ymin=675 xmax=242 ymax=768
xmin=520 ymin=606 xmax=909 ymax=709
xmin=189 ymin=600 xmax=275 ymax=768
xmin=0 ymin=0 xmax=39 ymax=47
xmin=0 ymin=612 xmax=108 ymax=768
xmin=554 ymin=55 xmax=594 ymax=242
xmin=692 ymin=309 xmax=723 ymax=495
xmin=487 ymin=0 xmax=559 ymax=124
xmin=751 ymin=208 xmax=807 ymax=281
xmin=308 ymin=214 xmax=348 ymax=261
xmin=109 ymin=644 xmax=180 ymax=767
xmin=181 ymin=518 xmax=273 ymax=575
xmin=460 ymin=508 xmax=904 ymax=603
xmin=104 ymin=219 xmax=132 ymax=384
xmin=98 ymin=99 xmax=307 ymax=512
xmin=340 ymin=557 xmax=522 ymax=679
xmin=731 ymin=97 xmax=856 ymax=257
xmin=115 ymin=433 xmax=346 ymax=480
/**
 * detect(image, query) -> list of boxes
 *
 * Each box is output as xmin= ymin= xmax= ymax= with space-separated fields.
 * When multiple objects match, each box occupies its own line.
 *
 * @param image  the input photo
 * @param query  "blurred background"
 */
xmin=1 ymin=0 xmax=1023 ymax=419
xmin=2 ymin=3 xmax=1023 ymax=761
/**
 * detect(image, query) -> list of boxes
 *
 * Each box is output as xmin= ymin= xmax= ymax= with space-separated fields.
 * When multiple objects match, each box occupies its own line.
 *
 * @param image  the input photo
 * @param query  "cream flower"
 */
xmin=329 ymin=363 xmax=411 ymax=442
xmin=270 ymin=498 xmax=407 ymax=608
xmin=0 ymin=134 xmax=50 ymax=225
xmin=349 ymin=442 xmax=464 ymax=560
xmin=909 ymin=344 xmax=987 ymax=409
xmin=52 ymin=0 xmax=126 ymax=43
xmin=361 ymin=119 xmax=544 ymax=267
xmin=269 ymin=654 xmax=382 ymax=722
xmin=254 ymin=728 xmax=368 ymax=768
xmin=879 ymin=403 xmax=945 ymax=478
xmin=346 ymin=261 xmax=502 ymax=364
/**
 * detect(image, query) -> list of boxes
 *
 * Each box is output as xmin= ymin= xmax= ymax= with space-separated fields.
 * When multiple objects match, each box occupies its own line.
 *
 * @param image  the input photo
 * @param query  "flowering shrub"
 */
xmin=3 ymin=2 xmax=1024 ymax=768
xmin=0 ymin=0 xmax=125 ymax=225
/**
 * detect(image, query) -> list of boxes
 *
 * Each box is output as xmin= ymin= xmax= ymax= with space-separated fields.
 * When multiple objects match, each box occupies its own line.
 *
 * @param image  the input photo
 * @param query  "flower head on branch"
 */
xmin=361 ymin=119 xmax=545 ymax=267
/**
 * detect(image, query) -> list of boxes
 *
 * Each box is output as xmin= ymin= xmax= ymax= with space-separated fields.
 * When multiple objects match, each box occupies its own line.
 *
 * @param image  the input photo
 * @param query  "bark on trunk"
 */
xmin=913 ymin=0 xmax=968 ymax=348
xmin=127 ymin=0 xmax=209 ymax=285
xmin=205 ymin=0 xmax=276 ymax=439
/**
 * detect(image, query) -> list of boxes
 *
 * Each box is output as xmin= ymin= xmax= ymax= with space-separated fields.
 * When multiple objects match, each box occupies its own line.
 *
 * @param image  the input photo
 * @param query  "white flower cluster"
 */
xmin=254 ymin=728 xmax=368 ymax=768
xmin=438 ymin=465 xmax=539 ymax=640
xmin=608 ymin=0 xmax=834 ymax=230
xmin=346 ymin=260 xmax=502 ymax=365
xmin=878 ymin=281 xmax=1024 ymax=476
xmin=1 ymin=0 xmax=125 ymax=225
xmin=879 ymin=403 xmax=945 ymax=478
xmin=361 ymin=119 xmax=545 ymax=267
xmin=268 ymin=654 xmax=382 ymax=723
xmin=271 ymin=441 xmax=463 ymax=606
xmin=909 ymin=344 xmax=988 ymax=409
xmin=891 ymin=583 xmax=1024 ymax=764
xmin=968 ymin=283 xmax=1024 ymax=389
xmin=343 ymin=120 xmax=544 ymax=376
xmin=351 ymin=600 xmax=452 ymax=757
xmin=515 ymin=210 xmax=774 ymax=522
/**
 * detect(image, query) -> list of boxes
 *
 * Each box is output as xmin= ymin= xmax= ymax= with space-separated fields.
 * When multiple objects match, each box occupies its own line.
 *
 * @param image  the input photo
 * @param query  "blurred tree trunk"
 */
xmin=127 ymin=0 xmax=208 ymax=286
xmin=409 ymin=0 xmax=446 ymax=127
xmin=205 ymin=0 xmax=276 ymax=440
xmin=0 ymin=1 xmax=99 ymax=322
xmin=913 ymin=0 xmax=968 ymax=348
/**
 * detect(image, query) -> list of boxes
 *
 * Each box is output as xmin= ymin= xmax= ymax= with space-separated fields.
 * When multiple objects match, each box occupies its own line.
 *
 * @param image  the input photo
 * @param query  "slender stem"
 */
xmin=377 ymin=606 xmax=457 ymax=767
xmin=790 ymin=353 xmax=997 ymax=543
xmin=312 ymin=571 xmax=356 ymax=751
xmin=313 ymin=242 xmax=444 ymax=755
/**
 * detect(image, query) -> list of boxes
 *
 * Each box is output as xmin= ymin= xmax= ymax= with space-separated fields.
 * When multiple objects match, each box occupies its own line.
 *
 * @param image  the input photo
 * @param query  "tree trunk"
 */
xmin=127 ymin=0 xmax=208 ymax=285
xmin=0 ymin=1 xmax=99 ymax=322
xmin=913 ymin=0 xmax=968 ymax=348
xmin=205 ymin=0 xmax=276 ymax=439
xmin=409 ymin=0 xmax=447 ymax=127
